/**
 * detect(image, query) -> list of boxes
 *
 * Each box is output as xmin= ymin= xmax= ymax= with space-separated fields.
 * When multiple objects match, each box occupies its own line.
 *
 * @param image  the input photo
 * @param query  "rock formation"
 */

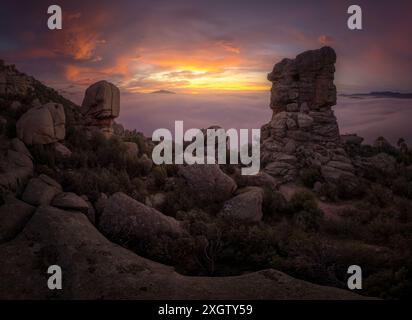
xmin=0 ymin=138 xmax=34 ymax=195
xmin=81 ymin=80 xmax=120 ymax=137
xmin=21 ymin=174 xmax=62 ymax=206
xmin=261 ymin=47 xmax=358 ymax=192
xmin=16 ymin=102 xmax=66 ymax=145
xmin=0 ymin=205 xmax=366 ymax=299
xmin=178 ymin=163 xmax=237 ymax=204
xmin=0 ymin=60 xmax=35 ymax=95
xmin=99 ymin=192 xmax=185 ymax=243
xmin=219 ymin=186 xmax=264 ymax=222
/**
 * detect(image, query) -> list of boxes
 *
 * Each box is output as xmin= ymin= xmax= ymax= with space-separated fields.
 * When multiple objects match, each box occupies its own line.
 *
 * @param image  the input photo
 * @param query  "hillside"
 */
xmin=1 ymin=48 xmax=412 ymax=299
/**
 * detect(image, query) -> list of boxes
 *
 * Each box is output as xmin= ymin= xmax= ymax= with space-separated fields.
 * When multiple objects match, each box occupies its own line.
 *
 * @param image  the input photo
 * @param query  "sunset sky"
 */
xmin=1 ymin=0 xmax=412 ymax=96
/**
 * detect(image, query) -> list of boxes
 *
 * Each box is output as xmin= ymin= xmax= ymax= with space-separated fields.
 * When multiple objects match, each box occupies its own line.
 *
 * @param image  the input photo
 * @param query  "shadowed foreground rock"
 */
xmin=0 ymin=206 xmax=367 ymax=300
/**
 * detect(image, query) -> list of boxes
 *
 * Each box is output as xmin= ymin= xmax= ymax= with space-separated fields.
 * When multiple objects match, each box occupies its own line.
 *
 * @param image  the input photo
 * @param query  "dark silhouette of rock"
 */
xmin=0 ymin=197 xmax=35 ymax=243
xmin=0 ymin=205 xmax=367 ymax=299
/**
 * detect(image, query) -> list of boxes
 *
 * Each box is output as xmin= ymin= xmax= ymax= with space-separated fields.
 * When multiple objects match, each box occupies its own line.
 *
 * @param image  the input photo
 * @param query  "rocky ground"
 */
xmin=1 ymin=48 xmax=411 ymax=299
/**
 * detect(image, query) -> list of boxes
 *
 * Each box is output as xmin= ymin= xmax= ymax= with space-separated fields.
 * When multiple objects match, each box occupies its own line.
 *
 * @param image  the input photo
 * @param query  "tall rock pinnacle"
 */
xmin=261 ymin=47 xmax=359 ymax=195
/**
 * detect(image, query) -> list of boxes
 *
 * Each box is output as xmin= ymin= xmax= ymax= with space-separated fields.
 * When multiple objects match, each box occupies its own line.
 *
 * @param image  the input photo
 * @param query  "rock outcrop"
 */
xmin=178 ymin=163 xmax=237 ymax=204
xmin=81 ymin=80 xmax=120 ymax=137
xmin=0 ymin=138 xmax=34 ymax=195
xmin=0 ymin=205 xmax=367 ymax=299
xmin=99 ymin=192 xmax=184 ymax=244
xmin=0 ymin=197 xmax=35 ymax=243
xmin=219 ymin=187 xmax=264 ymax=222
xmin=52 ymin=192 xmax=89 ymax=214
xmin=16 ymin=102 xmax=65 ymax=145
xmin=0 ymin=61 xmax=35 ymax=95
xmin=21 ymin=174 xmax=62 ymax=206
xmin=261 ymin=47 xmax=358 ymax=192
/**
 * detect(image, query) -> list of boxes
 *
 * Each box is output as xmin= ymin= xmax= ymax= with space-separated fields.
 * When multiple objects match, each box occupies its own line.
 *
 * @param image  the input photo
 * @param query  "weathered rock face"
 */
xmin=16 ymin=102 xmax=65 ymax=145
xmin=81 ymin=80 xmax=120 ymax=136
xmin=261 ymin=47 xmax=358 ymax=192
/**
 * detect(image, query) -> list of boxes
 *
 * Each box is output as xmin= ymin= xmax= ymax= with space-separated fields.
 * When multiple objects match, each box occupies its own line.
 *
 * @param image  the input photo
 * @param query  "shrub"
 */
xmin=262 ymin=188 xmax=288 ymax=220
xmin=60 ymin=167 xmax=133 ymax=202
xmin=289 ymin=190 xmax=318 ymax=212
xmin=392 ymin=177 xmax=412 ymax=199
xmin=288 ymin=190 xmax=324 ymax=231
xmin=151 ymin=165 xmax=168 ymax=188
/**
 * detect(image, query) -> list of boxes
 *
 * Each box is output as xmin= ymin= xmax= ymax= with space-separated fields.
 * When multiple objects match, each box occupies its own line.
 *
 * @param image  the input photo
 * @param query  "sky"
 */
xmin=1 ymin=0 xmax=412 ymax=96
xmin=1 ymin=0 xmax=412 ymax=143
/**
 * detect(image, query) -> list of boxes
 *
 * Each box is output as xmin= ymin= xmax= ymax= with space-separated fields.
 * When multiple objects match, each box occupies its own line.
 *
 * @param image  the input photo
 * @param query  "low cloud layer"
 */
xmin=116 ymin=92 xmax=412 ymax=146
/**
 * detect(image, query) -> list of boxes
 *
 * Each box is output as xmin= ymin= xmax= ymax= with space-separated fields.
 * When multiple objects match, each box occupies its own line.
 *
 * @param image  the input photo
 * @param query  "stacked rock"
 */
xmin=81 ymin=80 xmax=120 ymax=137
xmin=261 ymin=47 xmax=358 ymax=191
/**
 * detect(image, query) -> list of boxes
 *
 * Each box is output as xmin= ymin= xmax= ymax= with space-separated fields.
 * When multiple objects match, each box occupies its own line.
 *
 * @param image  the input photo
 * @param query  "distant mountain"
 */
xmin=340 ymin=91 xmax=412 ymax=99
xmin=150 ymin=90 xmax=176 ymax=94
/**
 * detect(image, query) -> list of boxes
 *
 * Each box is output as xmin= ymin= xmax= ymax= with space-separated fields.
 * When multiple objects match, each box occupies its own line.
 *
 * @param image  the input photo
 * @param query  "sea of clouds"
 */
xmin=117 ymin=92 xmax=412 ymax=146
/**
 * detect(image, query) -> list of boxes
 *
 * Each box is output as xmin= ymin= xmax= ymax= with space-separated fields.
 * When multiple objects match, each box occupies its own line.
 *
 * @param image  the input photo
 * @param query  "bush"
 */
xmin=392 ymin=177 xmax=412 ymax=199
xmin=289 ymin=190 xmax=318 ymax=212
xmin=262 ymin=188 xmax=288 ymax=220
xmin=151 ymin=165 xmax=167 ymax=188
xmin=60 ymin=167 xmax=133 ymax=202
xmin=288 ymin=190 xmax=323 ymax=231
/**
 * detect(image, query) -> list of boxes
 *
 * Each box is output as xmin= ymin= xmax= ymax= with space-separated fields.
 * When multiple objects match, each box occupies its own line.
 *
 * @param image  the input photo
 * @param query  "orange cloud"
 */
xmin=216 ymin=40 xmax=241 ymax=54
xmin=318 ymin=35 xmax=334 ymax=45
xmin=62 ymin=31 xmax=268 ymax=93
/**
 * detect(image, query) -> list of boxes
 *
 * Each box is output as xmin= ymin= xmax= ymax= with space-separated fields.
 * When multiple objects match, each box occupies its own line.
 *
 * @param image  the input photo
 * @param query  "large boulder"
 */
xmin=16 ymin=102 xmax=65 ymax=145
xmin=0 ymin=197 xmax=35 ymax=243
xmin=0 ymin=140 xmax=34 ymax=195
xmin=52 ymin=192 xmax=89 ymax=214
xmin=178 ymin=164 xmax=237 ymax=204
xmin=219 ymin=187 xmax=264 ymax=222
xmin=81 ymin=80 xmax=120 ymax=136
xmin=0 ymin=205 xmax=368 ymax=299
xmin=99 ymin=192 xmax=184 ymax=243
xmin=21 ymin=174 xmax=62 ymax=206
